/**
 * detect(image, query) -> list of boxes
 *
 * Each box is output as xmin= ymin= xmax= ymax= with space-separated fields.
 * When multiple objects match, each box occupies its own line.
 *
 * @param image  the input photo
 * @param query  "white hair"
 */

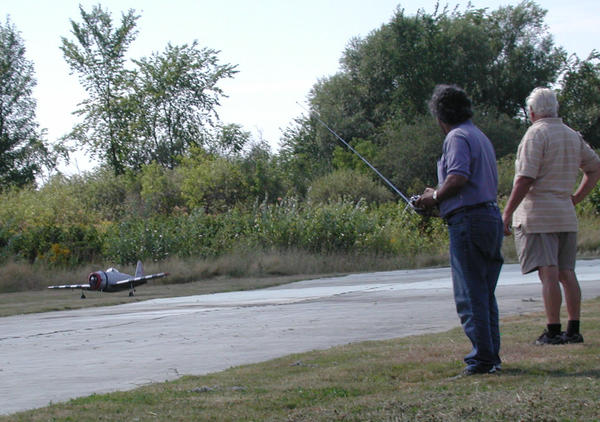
xmin=526 ymin=87 xmax=558 ymax=118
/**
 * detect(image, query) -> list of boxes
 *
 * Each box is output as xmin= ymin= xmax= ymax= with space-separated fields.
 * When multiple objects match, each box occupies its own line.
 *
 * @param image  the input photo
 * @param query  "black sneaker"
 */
xmin=562 ymin=332 xmax=584 ymax=344
xmin=452 ymin=366 xmax=494 ymax=379
xmin=488 ymin=366 xmax=500 ymax=375
xmin=535 ymin=329 xmax=565 ymax=345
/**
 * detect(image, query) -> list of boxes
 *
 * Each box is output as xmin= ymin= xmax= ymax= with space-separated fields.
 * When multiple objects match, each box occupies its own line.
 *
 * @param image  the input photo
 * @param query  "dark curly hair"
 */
xmin=428 ymin=84 xmax=473 ymax=125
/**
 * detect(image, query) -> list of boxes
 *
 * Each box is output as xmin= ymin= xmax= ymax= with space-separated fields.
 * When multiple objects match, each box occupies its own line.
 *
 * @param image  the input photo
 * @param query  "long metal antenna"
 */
xmin=296 ymin=101 xmax=413 ymax=206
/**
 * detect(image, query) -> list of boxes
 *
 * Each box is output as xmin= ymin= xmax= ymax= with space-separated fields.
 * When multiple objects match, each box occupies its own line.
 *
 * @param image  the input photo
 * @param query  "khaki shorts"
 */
xmin=513 ymin=226 xmax=577 ymax=274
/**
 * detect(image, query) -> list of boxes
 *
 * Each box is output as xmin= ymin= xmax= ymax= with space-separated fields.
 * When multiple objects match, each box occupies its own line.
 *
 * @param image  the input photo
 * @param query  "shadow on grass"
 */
xmin=501 ymin=367 xmax=600 ymax=379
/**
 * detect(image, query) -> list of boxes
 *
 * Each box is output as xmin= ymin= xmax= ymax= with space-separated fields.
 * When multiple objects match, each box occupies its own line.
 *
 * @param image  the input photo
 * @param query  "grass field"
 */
xmin=3 ymin=295 xmax=599 ymax=421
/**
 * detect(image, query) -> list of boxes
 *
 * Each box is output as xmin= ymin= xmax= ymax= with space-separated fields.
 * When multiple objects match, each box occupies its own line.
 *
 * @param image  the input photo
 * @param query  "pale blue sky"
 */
xmin=3 ymin=1 xmax=599 ymax=173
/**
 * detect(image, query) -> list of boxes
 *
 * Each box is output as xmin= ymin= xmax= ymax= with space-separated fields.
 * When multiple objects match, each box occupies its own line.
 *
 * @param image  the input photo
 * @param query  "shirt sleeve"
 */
xmin=515 ymin=129 xmax=542 ymax=179
xmin=444 ymin=131 xmax=471 ymax=179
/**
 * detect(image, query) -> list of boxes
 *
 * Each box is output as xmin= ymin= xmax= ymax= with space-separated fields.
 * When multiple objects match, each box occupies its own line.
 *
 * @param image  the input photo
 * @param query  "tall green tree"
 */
xmin=278 ymin=114 xmax=329 ymax=197
xmin=0 ymin=17 xmax=52 ymax=189
xmin=61 ymin=5 xmax=139 ymax=175
xmin=484 ymin=1 xmax=566 ymax=117
xmin=558 ymin=52 xmax=600 ymax=147
xmin=133 ymin=42 xmax=238 ymax=168
xmin=284 ymin=1 xmax=565 ymax=190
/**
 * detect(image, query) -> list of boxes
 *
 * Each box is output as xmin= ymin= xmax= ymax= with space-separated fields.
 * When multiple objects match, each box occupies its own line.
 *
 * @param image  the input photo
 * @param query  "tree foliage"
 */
xmin=61 ymin=5 xmax=237 ymax=174
xmin=239 ymin=140 xmax=286 ymax=203
xmin=61 ymin=4 xmax=139 ymax=175
xmin=283 ymin=1 xmax=566 ymax=192
xmin=483 ymin=1 xmax=566 ymax=116
xmin=140 ymin=162 xmax=183 ymax=215
xmin=307 ymin=168 xmax=393 ymax=204
xmin=334 ymin=1 xmax=564 ymax=123
xmin=0 ymin=17 xmax=52 ymax=189
xmin=5 ymin=1 xmax=600 ymax=271
xmin=178 ymin=147 xmax=248 ymax=213
xmin=558 ymin=52 xmax=600 ymax=147
xmin=278 ymin=115 xmax=328 ymax=197
xmin=133 ymin=42 xmax=238 ymax=167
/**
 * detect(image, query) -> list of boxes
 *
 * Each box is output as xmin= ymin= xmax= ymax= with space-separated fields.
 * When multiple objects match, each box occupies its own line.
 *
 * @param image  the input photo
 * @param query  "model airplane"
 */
xmin=48 ymin=261 xmax=168 ymax=298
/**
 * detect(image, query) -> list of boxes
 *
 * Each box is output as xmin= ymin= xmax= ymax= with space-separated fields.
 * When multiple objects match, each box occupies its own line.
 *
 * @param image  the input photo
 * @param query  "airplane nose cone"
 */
xmin=88 ymin=273 xmax=102 ymax=290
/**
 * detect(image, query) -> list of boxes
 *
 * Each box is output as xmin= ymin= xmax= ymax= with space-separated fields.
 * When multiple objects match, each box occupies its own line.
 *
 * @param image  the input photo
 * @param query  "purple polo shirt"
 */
xmin=436 ymin=120 xmax=498 ymax=218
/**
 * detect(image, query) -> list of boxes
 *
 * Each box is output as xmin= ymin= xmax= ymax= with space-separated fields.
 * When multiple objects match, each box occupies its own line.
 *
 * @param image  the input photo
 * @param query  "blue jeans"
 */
xmin=447 ymin=205 xmax=504 ymax=371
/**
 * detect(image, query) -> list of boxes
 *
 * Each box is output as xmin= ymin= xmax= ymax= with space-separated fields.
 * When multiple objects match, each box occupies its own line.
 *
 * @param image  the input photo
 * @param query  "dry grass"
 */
xmin=576 ymin=214 xmax=600 ymax=257
xmin=4 ymin=298 xmax=600 ymax=421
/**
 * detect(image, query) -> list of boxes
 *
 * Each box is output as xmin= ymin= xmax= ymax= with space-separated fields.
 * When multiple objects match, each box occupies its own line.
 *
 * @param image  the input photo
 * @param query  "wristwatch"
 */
xmin=432 ymin=190 xmax=438 ymax=203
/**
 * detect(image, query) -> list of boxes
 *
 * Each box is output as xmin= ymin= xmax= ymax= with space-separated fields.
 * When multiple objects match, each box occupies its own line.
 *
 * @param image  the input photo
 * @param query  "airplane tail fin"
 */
xmin=135 ymin=261 xmax=143 ymax=277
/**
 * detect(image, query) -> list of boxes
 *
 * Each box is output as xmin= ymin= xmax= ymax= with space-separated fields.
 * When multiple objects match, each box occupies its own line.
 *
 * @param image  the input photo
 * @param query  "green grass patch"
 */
xmin=4 ymin=298 xmax=600 ymax=421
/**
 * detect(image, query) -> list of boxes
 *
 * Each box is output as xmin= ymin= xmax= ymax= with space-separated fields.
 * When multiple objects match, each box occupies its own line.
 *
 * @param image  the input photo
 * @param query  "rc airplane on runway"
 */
xmin=48 ymin=261 xmax=168 ymax=298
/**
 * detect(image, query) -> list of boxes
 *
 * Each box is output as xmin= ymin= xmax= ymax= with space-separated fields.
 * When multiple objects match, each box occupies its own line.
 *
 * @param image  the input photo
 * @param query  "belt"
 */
xmin=444 ymin=201 xmax=498 ymax=220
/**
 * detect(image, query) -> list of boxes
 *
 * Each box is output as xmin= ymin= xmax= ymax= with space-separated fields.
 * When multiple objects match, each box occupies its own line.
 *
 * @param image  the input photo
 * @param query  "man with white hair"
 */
xmin=502 ymin=87 xmax=600 ymax=345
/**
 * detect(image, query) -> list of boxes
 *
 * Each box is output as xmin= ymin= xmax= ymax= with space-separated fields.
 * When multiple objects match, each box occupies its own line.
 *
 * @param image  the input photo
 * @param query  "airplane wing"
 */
xmin=48 ymin=284 xmax=91 ymax=290
xmin=113 ymin=272 xmax=168 ymax=287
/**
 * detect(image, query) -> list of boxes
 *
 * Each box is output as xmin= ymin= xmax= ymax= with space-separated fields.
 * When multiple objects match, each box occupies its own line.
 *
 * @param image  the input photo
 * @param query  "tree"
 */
xmin=61 ymin=5 xmax=140 ymax=175
xmin=484 ymin=1 xmax=566 ymax=117
xmin=558 ymin=52 xmax=600 ymax=147
xmin=133 ymin=42 xmax=238 ymax=168
xmin=374 ymin=114 xmax=444 ymax=194
xmin=283 ymin=1 xmax=565 ymax=190
xmin=239 ymin=140 xmax=286 ymax=203
xmin=208 ymin=123 xmax=249 ymax=157
xmin=0 ymin=17 xmax=52 ymax=189
xmin=278 ymin=114 xmax=330 ymax=197
xmin=330 ymin=1 xmax=564 ymax=124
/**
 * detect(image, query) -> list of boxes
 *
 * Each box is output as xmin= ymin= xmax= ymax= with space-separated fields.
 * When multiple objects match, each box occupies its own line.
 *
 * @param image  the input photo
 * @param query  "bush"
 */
xmin=307 ymin=169 xmax=394 ymax=204
xmin=102 ymin=212 xmax=243 ymax=264
xmin=74 ymin=169 xmax=142 ymax=221
xmin=0 ymin=160 xmax=453 ymax=270
xmin=6 ymin=223 xmax=104 ymax=266
xmin=497 ymin=153 xmax=516 ymax=198
xmin=140 ymin=162 xmax=183 ymax=215
xmin=104 ymin=217 xmax=185 ymax=264
xmin=179 ymin=148 xmax=248 ymax=213
xmin=248 ymin=198 xmax=447 ymax=256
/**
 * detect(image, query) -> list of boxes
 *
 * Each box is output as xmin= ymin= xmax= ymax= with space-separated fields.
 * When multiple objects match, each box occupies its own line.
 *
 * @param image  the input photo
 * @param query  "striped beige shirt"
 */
xmin=513 ymin=117 xmax=600 ymax=233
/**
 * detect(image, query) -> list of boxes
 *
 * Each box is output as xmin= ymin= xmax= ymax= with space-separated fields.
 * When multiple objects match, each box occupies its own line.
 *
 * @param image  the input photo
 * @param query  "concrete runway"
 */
xmin=2 ymin=260 xmax=600 ymax=415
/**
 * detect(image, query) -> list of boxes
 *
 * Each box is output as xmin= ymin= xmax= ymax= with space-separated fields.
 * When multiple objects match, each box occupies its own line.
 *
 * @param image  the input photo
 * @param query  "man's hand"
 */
xmin=415 ymin=187 xmax=437 ymax=209
xmin=502 ymin=175 xmax=535 ymax=237
xmin=502 ymin=212 xmax=513 ymax=236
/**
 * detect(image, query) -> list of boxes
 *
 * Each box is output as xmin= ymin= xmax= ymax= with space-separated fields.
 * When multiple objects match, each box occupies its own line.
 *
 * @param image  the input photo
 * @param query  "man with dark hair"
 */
xmin=502 ymin=87 xmax=600 ymax=345
xmin=416 ymin=84 xmax=503 ymax=376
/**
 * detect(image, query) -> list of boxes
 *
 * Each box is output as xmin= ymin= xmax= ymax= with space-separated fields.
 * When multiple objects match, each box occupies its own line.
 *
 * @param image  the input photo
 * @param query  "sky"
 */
xmin=3 ymin=0 xmax=599 ymax=174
